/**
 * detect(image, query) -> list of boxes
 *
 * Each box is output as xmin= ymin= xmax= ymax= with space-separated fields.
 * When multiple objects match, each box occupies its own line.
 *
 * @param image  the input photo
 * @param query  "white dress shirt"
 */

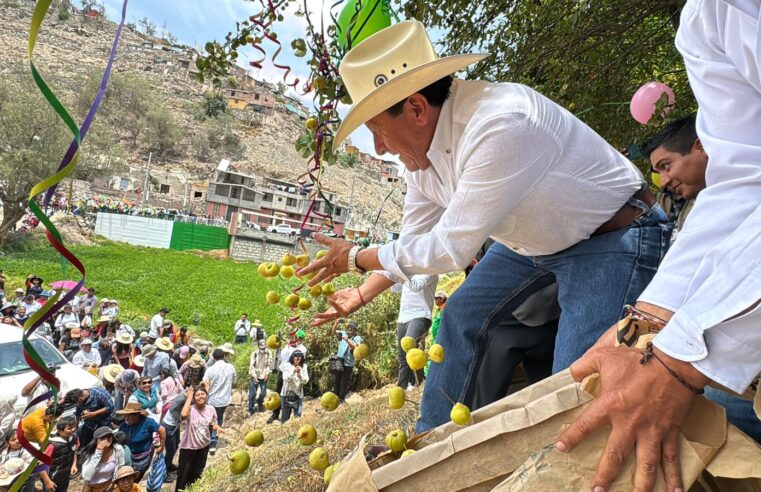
xmin=72 ymin=348 xmax=101 ymax=367
xmin=377 ymin=80 xmax=643 ymax=282
xmin=640 ymin=0 xmax=761 ymax=392
xmin=398 ymin=275 xmax=438 ymax=324
xmin=234 ymin=319 xmax=251 ymax=337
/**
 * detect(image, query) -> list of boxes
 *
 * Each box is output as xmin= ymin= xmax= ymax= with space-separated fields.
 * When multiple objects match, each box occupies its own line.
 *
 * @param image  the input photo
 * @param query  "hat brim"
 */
xmin=334 ymin=53 xmax=488 ymax=147
xmin=113 ymin=469 xmax=140 ymax=481
xmin=116 ymin=408 xmax=148 ymax=416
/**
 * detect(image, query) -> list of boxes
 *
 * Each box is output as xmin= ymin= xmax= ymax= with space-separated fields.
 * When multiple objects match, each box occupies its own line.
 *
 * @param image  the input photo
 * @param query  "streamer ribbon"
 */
xmin=11 ymin=1 xmax=127 ymax=490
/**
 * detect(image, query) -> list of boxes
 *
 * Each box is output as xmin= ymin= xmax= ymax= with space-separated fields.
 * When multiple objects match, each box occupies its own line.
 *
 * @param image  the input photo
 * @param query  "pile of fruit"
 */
xmin=258 ymin=250 xmax=336 ymax=314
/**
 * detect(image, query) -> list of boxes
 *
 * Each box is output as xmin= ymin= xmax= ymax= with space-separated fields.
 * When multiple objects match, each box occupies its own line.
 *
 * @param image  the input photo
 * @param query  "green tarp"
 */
xmin=169 ymin=221 xmax=230 ymax=251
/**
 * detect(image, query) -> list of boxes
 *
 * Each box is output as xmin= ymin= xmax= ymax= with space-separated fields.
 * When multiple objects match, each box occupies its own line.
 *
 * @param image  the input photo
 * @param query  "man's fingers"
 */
xmin=633 ymin=431 xmax=661 ymax=492
xmin=326 ymin=296 xmax=349 ymax=317
xmin=556 ymin=397 xmax=610 ymax=452
xmin=308 ymin=268 xmax=332 ymax=286
xmin=592 ymin=427 xmax=635 ymax=492
xmin=568 ymin=347 xmax=604 ymax=382
xmin=297 ymin=258 xmax=326 ymax=277
xmin=661 ymin=428 xmax=683 ymax=492
xmin=310 ymin=309 xmax=339 ymax=327
xmin=312 ymin=233 xmax=334 ymax=247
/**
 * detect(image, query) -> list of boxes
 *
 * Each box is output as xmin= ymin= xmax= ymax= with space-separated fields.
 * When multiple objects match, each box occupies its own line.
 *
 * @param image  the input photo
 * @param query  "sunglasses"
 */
xmin=140 ymin=381 xmax=151 ymax=386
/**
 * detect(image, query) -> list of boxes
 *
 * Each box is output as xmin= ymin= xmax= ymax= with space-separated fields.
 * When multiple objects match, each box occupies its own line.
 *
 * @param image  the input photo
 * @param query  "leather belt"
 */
xmin=593 ymin=186 xmax=656 ymax=236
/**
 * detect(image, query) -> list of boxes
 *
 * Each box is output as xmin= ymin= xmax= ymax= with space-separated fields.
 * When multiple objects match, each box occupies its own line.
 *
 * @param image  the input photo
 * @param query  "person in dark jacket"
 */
xmin=40 ymin=416 xmax=79 ymax=492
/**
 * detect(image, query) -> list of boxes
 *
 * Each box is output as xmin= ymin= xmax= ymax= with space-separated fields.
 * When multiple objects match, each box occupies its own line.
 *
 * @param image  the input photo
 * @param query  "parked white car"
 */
xmin=267 ymin=223 xmax=300 ymax=235
xmin=0 ymin=323 xmax=101 ymax=417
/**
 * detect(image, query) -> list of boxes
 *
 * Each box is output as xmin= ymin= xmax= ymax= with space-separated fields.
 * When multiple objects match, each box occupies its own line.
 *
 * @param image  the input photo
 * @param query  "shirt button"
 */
xmin=445 ymin=148 xmax=451 ymax=154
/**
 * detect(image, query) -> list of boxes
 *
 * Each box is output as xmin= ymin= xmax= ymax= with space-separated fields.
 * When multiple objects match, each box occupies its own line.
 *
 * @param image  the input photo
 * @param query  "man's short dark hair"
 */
xmin=212 ymin=348 xmax=225 ymax=360
xmin=641 ymin=114 xmax=697 ymax=158
xmin=386 ymin=76 xmax=454 ymax=117
xmin=63 ymin=388 xmax=83 ymax=406
xmin=56 ymin=415 xmax=77 ymax=431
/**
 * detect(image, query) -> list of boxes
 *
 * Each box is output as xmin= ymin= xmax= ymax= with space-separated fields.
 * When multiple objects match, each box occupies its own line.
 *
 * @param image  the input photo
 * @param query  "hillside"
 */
xmin=0 ymin=1 xmax=404 ymax=233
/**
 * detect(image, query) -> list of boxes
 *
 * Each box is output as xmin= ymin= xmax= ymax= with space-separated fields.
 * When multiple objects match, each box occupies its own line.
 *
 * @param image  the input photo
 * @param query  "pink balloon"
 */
xmin=630 ymin=82 xmax=675 ymax=125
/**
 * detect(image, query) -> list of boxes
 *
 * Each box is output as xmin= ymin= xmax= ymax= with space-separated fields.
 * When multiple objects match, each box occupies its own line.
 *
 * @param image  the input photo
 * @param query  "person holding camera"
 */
xmin=279 ymin=350 xmax=309 ymax=423
xmin=331 ymin=320 xmax=362 ymax=404
xmin=266 ymin=329 xmax=307 ymax=424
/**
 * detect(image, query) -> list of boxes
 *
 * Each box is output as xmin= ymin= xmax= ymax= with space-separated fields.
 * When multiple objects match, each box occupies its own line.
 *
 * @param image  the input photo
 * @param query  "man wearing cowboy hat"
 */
xmin=112 ymin=465 xmax=141 ymax=492
xmin=9 ymin=288 xmax=25 ymax=307
xmin=142 ymin=343 xmax=174 ymax=390
xmin=72 ymin=337 xmax=101 ymax=369
xmin=299 ymin=20 xmax=671 ymax=433
xmin=252 ymin=319 xmax=266 ymax=342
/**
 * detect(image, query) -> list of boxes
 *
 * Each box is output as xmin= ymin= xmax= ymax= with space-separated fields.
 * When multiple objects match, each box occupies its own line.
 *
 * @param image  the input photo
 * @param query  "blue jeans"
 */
xmin=210 ymin=405 xmax=226 ymax=447
xmin=280 ymin=398 xmax=303 ymax=423
xmin=248 ymin=378 xmax=268 ymax=414
xmin=163 ymin=422 xmax=180 ymax=470
xmin=705 ymin=387 xmax=761 ymax=444
xmin=417 ymin=206 xmax=671 ymax=432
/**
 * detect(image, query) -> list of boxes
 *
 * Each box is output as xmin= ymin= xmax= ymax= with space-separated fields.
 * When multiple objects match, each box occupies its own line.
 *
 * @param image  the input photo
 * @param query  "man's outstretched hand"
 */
xmin=310 ymin=287 xmax=364 ymax=327
xmin=297 ymin=234 xmax=353 ymax=286
xmin=556 ymin=326 xmax=710 ymax=492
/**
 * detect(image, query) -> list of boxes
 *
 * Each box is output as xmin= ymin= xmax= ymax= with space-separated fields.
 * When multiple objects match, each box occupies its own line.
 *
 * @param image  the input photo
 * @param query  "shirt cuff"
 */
xmin=377 ymin=242 xmax=409 ymax=284
xmin=637 ymin=270 xmax=691 ymax=313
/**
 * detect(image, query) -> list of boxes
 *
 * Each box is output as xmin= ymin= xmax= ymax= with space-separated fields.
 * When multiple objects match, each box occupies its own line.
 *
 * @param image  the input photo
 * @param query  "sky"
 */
xmin=100 ymin=0 xmax=398 ymax=165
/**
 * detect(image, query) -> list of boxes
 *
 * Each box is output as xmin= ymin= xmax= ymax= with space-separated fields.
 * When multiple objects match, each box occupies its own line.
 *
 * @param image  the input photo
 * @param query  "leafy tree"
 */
xmin=338 ymin=152 xmax=361 ymax=169
xmin=198 ymin=92 xmax=228 ymax=120
xmin=399 ymin=0 xmax=696 ymax=152
xmin=191 ymin=114 xmax=245 ymax=163
xmin=138 ymin=16 xmax=157 ymax=37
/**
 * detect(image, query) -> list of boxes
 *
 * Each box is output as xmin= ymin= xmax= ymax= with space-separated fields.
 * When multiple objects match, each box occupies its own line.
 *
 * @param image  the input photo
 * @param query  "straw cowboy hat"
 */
xmin=102 ymin=364 xmax=124 ymax=383
xmin=115 ymin=332 xmax=134 ymax=345
xmin=156 ymin=337 xmax=174 ymax=351
xmin=97 ymin=315 xmax=111 ymax=324
xmin=218 ymin=342 xmax=235 ymax=356
xmin=132 ymin=355 xmax=145 ymax=368
xmin=252 ymin=319 xmax=263 ymax=327
xmin=113 ymin=465 xmax=140 ymax=482
xmin=333 ymin=20 xmax=487 ymax=147
xmin=116 ymin=401 xmax=147 ymax=416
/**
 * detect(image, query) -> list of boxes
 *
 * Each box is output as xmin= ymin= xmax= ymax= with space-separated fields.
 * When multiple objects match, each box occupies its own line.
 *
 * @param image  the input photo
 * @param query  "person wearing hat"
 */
xmin=172 ymin=344 xmax=191 ymax=370
xmin=94 ymin=315 xmax=112 ymax=339
xmin=179 ymin=353 xmax=206 ymax=390
xmin=80 ymin=425 xmax=128 ymax=491
xmin=159 ymin=319 xmax=176 ymax=340
xmin=113 ymin=367 xmax=139 ymax=411
xmin=142 ymin=343 xmax=175 ymax=390
xmin=332 ymin=321 xmax=362 ymax=403
xmin=279 ymin=349 xmax=309 ymax=423
xmin=54 ymin=303 xmax=80 ymax=336
xmin=202 ymin=346 xmax=236 ymax=454
xmin=112 ymin=332 xmax=134 ymax=369
xmin=233 ymin=313 xmax=251 ymax=344
xmin=25 ymin=274 xmax=43 ymax=297
xmin=431 ymin=290 xmax=448 ymax=345
xmin=112 ymin=465 xmax=141 ymax=492
xmin=251 ymin=318 xmax=266 ymax=342
xmin=63 ymin=387 xmax=114 ymax=448
xmin=266 ymin=329 xmax=307 ymax=424
xmin=59 ymin=323 xmax=82 ymax=359
xmin=9 ymin=287 xmax=25 ymax=307
xmin=248 ymin=338 xmax=273 ymax=415
xmin=135 ymin=331 xmax=150 ymax=356
xmin=0 ymin=302 xmax=16 ymax=318
xmin=101 ymin=363 xmax=124 ymax=392
xmin=149 ymin=307 xmax=170 ymax=344
xmin=73 ymin=337 xmax=102 ymax=369
xmin=299 ymin=20 xmax=670 ymax=433
xmin=116 ymin=402 xmax=165 ymax=479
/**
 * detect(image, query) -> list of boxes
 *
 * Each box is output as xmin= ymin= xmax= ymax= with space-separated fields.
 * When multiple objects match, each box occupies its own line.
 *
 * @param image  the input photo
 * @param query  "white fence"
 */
xmin=94 ymin=212 xmax=174 ymax=249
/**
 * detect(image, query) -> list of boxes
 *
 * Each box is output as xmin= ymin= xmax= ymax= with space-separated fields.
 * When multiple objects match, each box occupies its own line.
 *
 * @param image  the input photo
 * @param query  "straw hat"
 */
xmin=188 ymin=353 xmax=204 ymax=368
xmin=102 ymin=364 xmax=124 ymax=383
xmin=218 ymin=342 xmax=235 ymax=356
xmin=333 ymin=20 xmax=487 ymax=146
xmin=70 ymin=327 xmax=82 ymax=339
xmin=252 ymin=319 xmax=263 ymax=327
xmin=132 ymin=355 xmax=145 ymax=368
xmin=156 ymin=337 xmax=174 ymax=351
xmin=97 ymin=315 xmax=112 ymax=323
xmin=113 ymin=465 xmax=140 ymax=482
xmin=435 ymin=290 xmax=448 ymax=300
xmin=115 ymin=332 xmax=134 ymax=345
xmin=64 ymin=321 xmax=79 ymax=330
xmin=141 ymin=344 xmax=157 ymax=357
xmin=116 ymin=401 xmax=147 ymax=416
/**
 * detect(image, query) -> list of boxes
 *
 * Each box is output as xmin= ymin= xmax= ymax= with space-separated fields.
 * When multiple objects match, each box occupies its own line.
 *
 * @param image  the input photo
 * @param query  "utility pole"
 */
xmin=142 ymin=151 xmax=152 ymax=208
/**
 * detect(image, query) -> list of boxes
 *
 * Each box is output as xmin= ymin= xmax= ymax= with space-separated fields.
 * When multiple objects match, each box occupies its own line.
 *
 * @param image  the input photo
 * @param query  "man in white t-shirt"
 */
xmin=203 ymin=346 xmax=236 ymax=454
xmin=394 ymin=275 xmax=437 ymax=390
xmin=149 ymin=307 xmax=169 ymax=344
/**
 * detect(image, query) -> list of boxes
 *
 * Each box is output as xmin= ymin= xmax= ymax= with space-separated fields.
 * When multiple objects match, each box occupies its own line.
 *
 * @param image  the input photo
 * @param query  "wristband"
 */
xmin=356 ymin=287 xmax=366 ymax=306
xmin=348 ymin=245 xmax=366 ymax=274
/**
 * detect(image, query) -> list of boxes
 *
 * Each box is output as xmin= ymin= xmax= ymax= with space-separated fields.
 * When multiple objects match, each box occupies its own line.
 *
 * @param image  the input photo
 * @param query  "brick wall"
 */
xmin=229 ymin=229 xmax=323 ymax=263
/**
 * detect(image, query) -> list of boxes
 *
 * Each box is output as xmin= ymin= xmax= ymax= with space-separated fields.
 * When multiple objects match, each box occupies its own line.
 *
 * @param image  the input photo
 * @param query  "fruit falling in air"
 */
xmin=296 ymin=424 xmax=317 ymax=446
xmin=400 ymin=336 xmax=416 ymax=353
xmin=321 ymin=282 xmax=336 ymax=296
xmin=385 ymin=429 xmax=408 ymax=453
xmin=309 ymin=284 xmax=323 ymax=297
xmin=263 ymin=392 xmax=281 ymax=411
xmin=244 ymin=430 xmax=264 ymax=447
xmin=316 ymin=250 xmax=328 ymax=260
xmin=428 ymin=344 xmax=445 ymax=363
xmin=388 ymin=386 xmax=405 ymax=409
xmin=265 ymin=291 xmax=280 ymax=304
xmin=281 ymin=253 xmax=296 ymax=266
xmin=257 ymin=263 xmax=268 ymax=276
xmin=295 ymin=254 xmax=311 ymax=268
xmin=450 ymin=402 xmax=471 ymax=426
xmin=264 ymin=263 xmax=280 ymax=277
xmin=229 ymin=450 xmax=251 ymax=475
xmin=320 ymin=392 xmax=340 ymax=411
xmin=280 ymin=265 xmax=295 ymax=279
xmin=284 ymin=294 xmax=300 ymax=308
xmin=405 ymin=348 xmax=427 ymax=371
xmin=298 ymin=298 xmax=312 ymax=310
xmin=266 ymin=335 xmax=282 ymax=350
xmin=353 ymin=343 xmax=370 ymax=362
xmin=308 ymin=447 xmax=330 ymax=471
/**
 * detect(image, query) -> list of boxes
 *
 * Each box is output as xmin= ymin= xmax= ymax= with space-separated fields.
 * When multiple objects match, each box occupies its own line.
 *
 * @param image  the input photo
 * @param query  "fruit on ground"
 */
xmin=263 ymin=392 xmax=281 ymax=411
xmin=280 ymin=265 xmax=295 ymax=278
xmin=321 ymin=282 xmax=336 ymax=295
xmin=428 ymin=344 xmax=445 ymax=363
xmin=309 ymin=284 xmax=322 ymax=297
xmin=388 ymin=386 xmax=405 ymax=409
xmin=297 ymin=424 xmax=317 ymax=446
xmin=265 ymin=291 xmax=280 ymax=304
xmin=244 ymin=430 xmax=264 ymax=447
xmin=401 ymin=449 xmax=416 ymax=457
xmin=385 ymin=429 xmax=407 ymax=453
xmin=400 ymin=336 xmax=416 ymax=353
xmin=281 ymin=253 xmax=296 ymax=266
xmin=229 ymin=450 xmax=251 ymax=475
xmin=295 ymin=254 xmax=311 ymax=268
xmin=353 ymin=343 xmax=370 ymax=362
xmin=320 ymin=392 xmax=340 ymax=411
xmin=267 ymin=334 xmax=282 ymax=350
xmin=284 ymin=293 xmax=300 ymax=308
xmin=298 ymin=298 xmax=312 ymax=310
xmin=324 ymin=463 xmax=337 ymax=485
xmin=405 ymin=348 xmax=427 ymax=371
xmin=316 ymin=250 xmax=328 ymax=260
xmin=308 ymin=447 xmax=329 ymax=471
xmin=450 ymin=402 xmax=471 ymax=426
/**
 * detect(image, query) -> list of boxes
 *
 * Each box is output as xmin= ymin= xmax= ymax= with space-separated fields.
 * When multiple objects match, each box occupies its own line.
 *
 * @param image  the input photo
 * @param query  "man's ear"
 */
xmin=693 ymin=138 xmax=705 ymax=154
xmin=406 ymin=93 xmax=430 ymax=125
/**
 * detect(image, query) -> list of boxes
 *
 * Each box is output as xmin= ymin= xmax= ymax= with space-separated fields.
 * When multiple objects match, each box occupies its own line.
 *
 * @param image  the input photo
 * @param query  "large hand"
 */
xmin=296 ymin=234 xmax=353 ymax=286
xmin=310 ymin=288 xmax=364 ymax=327
xmin=556 ymin=344 xmax=709 ymax=492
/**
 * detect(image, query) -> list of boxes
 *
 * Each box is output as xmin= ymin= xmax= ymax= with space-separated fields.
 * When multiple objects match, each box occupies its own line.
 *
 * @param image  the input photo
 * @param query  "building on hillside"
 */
xmin=225 ymin=88 xmax=276 ymax=115
xmin=205 ymin=161 xmax=347 ymax=234
xmin=379 ymin=159 xmax=401 ymax=184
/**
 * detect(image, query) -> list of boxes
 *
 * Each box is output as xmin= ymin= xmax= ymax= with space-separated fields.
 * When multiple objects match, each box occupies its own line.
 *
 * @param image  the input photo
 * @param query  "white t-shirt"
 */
xmin=204 ymin=360 xmax=237 ymax=408
xmin=149 ymin=313 xmax=164 ymax=339
xmin=398 ymin=275 xmax=438 ymax=324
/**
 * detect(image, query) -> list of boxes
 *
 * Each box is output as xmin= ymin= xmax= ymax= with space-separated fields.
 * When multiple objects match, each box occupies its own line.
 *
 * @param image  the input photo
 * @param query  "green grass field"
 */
xmin=2 ymin=241 xmax=301 ymax=343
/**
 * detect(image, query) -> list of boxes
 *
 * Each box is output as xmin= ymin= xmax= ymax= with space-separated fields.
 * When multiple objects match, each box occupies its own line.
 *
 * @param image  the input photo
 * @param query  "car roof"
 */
xmin=0 ymin=323 xmax=41 ymax=344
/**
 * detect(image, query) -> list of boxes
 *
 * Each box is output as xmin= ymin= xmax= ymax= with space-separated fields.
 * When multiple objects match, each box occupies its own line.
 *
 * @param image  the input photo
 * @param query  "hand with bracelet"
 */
xmin=556 ymin=302 xmax=711 ymax=492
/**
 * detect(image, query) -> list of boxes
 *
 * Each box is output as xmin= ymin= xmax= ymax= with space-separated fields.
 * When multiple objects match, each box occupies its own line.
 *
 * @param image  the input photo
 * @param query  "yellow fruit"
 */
xmin=385 ymin=429 xmax=407 ymax=453
xmin=229 ymin=450 xmax=250 ymax=475
xmin=323 ymin=464 xmax=337 ymax=485
xmin=353 ymin=343 xmax=369 ymax=362
xmin=450 ymin=402 xmax=471 ymax=426
xmin=401 ymin=449 xmax=416 ymax=457
xmin=405 ymin=348 xmax=427 ymax=371
xmin=298 ymin=298 xmax=312 ymax=310
xmin=265 ymin=291 xmax=280 ymax=304
xmin=264 ymin=392 xmax=281 ymax=411
xmin=309 ymin=284 xmax=322 ymax=297
xmin=257 ymin=263 xmax=268 ymax=276
xmin=321 ymin=282 xmax=336 ymax=296
xmin=244 ymin=430 xmax=264 ymax=447
xmin=264 ymin=263 xmax=280 ymax=277
xmin=308 ymin=447 xmax=329 ymax=471
xmin=388 ymin=386 xmax=405 ymax=410
xmin=266 ymin=335 xmax=282 ymax=350
xmin=296 ymin=424 xmax=317 ymax=446
xmin=305 ymin=117 xmax=319 ymax=132
xmin=320 ymin=392 xmax=339 ymax=411
xmin=281 ymin=253 xmax=296 ymax=266
xmin=284 ymin=293 xmax=300 ymax=308
xmin=315 ymin=250 xmax=328 ymax=260
xmin=400 ymin=336 xmax=416 ymax=353
xmin=428 ymin=344 xmax=445 ymax=363
xmin=280 ymin=265 xmax=295 ymax=278
xmin=295 ymin=254 xmax=310 ymax=268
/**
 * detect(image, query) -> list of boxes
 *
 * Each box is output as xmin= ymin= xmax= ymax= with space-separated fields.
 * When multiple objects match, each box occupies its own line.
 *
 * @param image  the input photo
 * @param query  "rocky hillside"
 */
xmin=0 ymin=1 xmax=404 ymax=233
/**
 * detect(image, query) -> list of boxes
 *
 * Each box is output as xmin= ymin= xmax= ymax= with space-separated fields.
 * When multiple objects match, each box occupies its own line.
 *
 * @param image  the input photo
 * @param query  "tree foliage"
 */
xmin=400 ymin=0 xmax=695 ymax=152
xmin=191 ymin=114 xmax=245 ymax=163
